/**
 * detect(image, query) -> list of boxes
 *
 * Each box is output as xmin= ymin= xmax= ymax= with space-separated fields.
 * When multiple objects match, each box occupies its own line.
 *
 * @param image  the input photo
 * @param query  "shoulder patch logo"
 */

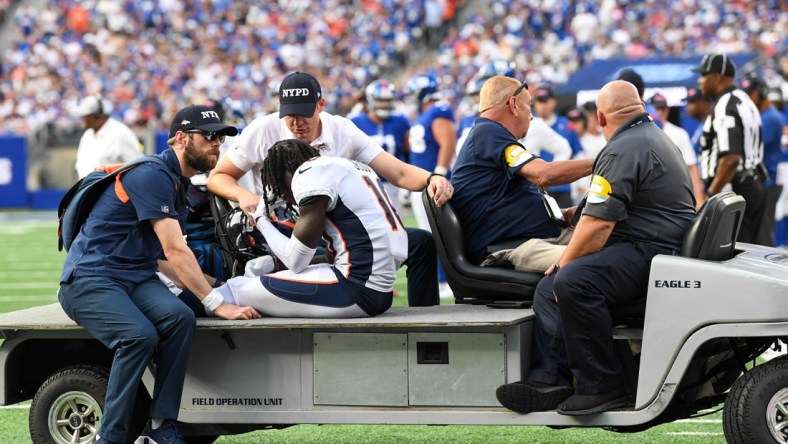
xmin=504 ymin=144 xmax=532 ymax=168
xmin=587 ymin=175 xmax=612 ymax=204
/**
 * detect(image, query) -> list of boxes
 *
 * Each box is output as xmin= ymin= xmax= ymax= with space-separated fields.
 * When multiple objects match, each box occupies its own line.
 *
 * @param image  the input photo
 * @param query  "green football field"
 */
xmin=0 ymin=212 xmax=727 ymax=443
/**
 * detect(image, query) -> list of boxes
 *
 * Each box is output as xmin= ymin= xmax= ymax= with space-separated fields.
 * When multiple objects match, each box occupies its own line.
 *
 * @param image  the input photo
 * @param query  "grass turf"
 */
xmin=0 ymin=212 xmax=728 ymax=443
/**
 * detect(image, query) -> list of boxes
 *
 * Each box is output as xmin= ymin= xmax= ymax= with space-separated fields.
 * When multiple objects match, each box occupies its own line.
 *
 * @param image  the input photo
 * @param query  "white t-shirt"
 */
xmin=75 ymin=117 xmax=142 ymax=178
xmin=663 ymin=120 xmax=698 ymax=168
xmin=572 ymin=131 xmax=608 ymax=204
xmin=291 ymin=156 xmax=407 ymax=292
xmin=578 ymin=131 xmax=608 ymax=160
xmin=225 ymin=112 xmax=384 ymax=195
xmin=521 ymin=117 xmax=572 ymax=161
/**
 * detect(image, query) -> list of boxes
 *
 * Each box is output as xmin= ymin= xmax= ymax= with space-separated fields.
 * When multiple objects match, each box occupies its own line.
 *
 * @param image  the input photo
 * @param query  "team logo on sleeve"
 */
xmin=504 ymin=144 xmax=532 ymax=168
xmin=587 ymin=175 xmax=612 ymax=204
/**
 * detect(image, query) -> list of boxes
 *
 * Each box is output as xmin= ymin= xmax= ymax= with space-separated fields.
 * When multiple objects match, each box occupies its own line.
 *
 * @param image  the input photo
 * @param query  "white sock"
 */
xmin=151 ymin=418 xmax=164 ymax=429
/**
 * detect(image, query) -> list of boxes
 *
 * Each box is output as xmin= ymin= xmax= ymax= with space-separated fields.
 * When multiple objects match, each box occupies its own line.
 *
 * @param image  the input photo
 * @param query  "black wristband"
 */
xmin=426 ymin=173 xmax=444 ymax=187
xmin=553 ymin=263 xmax=560 ymax=272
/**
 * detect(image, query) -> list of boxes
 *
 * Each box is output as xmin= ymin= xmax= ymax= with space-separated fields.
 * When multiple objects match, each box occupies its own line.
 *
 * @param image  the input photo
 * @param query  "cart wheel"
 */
xmin=29 ymin=365 xmax=108 ymax=444
xmin=723 ymin=357 xmax=788 ymax=443
xmin=29 ymin=364 xmax=150 ymax=444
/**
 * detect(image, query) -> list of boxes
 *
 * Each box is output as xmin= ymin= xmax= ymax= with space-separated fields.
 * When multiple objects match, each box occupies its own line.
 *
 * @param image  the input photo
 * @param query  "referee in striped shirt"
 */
xmin=694 ymin=53 xmax=766 ymax=244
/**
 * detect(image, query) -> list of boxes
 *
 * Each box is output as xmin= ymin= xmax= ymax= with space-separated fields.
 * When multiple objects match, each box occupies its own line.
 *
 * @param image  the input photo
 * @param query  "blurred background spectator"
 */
xmin=0 ymin=0 xmax=442 ymax=138
xmin=0 ymin=0 xmax=784 ymax=138
xmin=0 ymin=0 xmax=785 ymax=219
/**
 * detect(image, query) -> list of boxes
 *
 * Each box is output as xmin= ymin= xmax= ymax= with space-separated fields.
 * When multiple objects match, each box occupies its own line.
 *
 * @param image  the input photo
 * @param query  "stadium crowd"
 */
xmin=0 ymin=0 xmax=785 ymax=137
xmin=406 ymin=0 xmax=786 ymax=112
xmin=0 ymin=0 xmax=457 ymax=136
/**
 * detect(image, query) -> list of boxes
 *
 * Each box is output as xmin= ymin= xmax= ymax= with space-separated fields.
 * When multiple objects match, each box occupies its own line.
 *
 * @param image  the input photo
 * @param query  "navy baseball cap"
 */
xmin=740 ymin=76 xmax=767 ymax=96
xmin=567 ymin=107 xmax=587 ymax=123
xmin=692 ymin=53 xmax=736 ymax=77
xmin=168 ymin=105 xmax=238 ymax=138
xmin=684 ymin=87 xmax=705 ymax=103
xmin=534 ymin=85 xmax=555 ymax=101
xmin=649 ymin=93 xmax=668 ymax=109
xmin=279 ymin=72 xmax=322 ymax=118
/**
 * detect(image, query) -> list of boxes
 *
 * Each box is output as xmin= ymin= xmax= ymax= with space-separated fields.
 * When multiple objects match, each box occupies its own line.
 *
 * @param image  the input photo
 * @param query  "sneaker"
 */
xmin=134 ymin=419 xmax=185 ymax=444
xmin=556 ymin=389 xmax=632 ymax=416
xmin=496 ymin=380 xmax=573 ymax=414
xmin=439 ymin=282 xmax=454 ymax=300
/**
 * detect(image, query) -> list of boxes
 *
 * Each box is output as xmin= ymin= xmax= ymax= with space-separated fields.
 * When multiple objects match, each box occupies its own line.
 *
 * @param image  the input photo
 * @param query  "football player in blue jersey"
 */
xmin=404 ymin=72 xmax=457 ymax=298
xmin=350 ymin=79 xmax=412 ymax=214
xmin=403 ymin=72 xmax=456 ymax=230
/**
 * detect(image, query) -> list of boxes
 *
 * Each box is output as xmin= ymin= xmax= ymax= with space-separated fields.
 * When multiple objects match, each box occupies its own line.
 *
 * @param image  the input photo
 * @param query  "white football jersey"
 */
xmin=291 ymin=156 xmax=408 ymax=292
xmin=226 ymin=112 xmax=384 ymax=194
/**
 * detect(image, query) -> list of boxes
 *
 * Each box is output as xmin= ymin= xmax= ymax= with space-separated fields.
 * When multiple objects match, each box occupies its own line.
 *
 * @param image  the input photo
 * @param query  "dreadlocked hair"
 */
xmin=261 ymin=139 xmax=321 ymax=216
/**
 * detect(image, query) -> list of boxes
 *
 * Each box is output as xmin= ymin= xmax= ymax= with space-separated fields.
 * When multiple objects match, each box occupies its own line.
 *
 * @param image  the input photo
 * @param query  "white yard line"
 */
xmin=0 ymin=272 xmax=60 ymax=279
xmin=666 ymin=432 xmax=724 ymax=436
xmin=0 ymin=405 xmax=30 ymax=410
xmin=2 ymin=264 xmax=64 ymax=270
xmin=675 ymin=419 xmax=722 ymax=423
xmin=0 ymin=282 xmax=59 ymax=289
xmin=0 ymin=295 xmax=57 ymax=302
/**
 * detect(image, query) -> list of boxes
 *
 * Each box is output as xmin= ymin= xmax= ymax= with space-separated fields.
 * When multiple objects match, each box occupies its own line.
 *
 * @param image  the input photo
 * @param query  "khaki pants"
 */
xmin=482 ymin=228 xmax=573 ymax=273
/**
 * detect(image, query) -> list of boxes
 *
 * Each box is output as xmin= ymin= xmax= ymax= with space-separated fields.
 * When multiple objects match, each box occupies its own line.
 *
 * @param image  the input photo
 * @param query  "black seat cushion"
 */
xmin=422 ymin=192 xmax=542 ymax=304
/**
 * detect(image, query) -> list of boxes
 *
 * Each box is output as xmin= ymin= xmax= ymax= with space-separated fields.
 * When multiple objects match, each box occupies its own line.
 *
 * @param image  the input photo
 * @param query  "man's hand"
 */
xmin=560 ymin=207 xmax=577 ymax=228
xmin=238 ymin=189 xmax=263 ymax=216
xmin=426 ymin=174 xmax=454 ymax=207
xmin=213 ymin=302 xmax=261 ymax=320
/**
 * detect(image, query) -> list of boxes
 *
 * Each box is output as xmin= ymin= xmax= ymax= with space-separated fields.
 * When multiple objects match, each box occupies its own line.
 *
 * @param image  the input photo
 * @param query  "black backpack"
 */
xmin=57 ymin=156 xmax=175 ymax=252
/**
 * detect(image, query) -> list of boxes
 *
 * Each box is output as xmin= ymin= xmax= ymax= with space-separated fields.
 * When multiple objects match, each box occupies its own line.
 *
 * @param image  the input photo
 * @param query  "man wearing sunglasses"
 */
xmin=450 ymin=76 xmax=593 ymax=274
xmin=209 ymin=72 xmax=453 ymax=307
xmin=58 ymin=105 xmax=260 ymax=444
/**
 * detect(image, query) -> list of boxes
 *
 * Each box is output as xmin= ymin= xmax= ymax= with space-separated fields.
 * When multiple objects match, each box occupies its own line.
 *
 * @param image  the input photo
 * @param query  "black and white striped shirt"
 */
xmin=699 ymin=86 xmax=763 ymax=182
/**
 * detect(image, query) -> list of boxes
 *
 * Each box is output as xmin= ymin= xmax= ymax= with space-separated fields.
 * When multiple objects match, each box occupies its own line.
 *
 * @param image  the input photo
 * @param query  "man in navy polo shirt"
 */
xmin=450 ymin=76 xmax=593 ymax=273
xmin=58 ymin=105 xmax=260 ymax=444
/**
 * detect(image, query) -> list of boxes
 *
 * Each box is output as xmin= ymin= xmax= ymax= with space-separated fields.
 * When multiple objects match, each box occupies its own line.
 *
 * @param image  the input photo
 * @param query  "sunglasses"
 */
xmin=512 ymin=80 xmax=529 ymax=99
xmin=186 ymin=130 xmax=225 ymax=143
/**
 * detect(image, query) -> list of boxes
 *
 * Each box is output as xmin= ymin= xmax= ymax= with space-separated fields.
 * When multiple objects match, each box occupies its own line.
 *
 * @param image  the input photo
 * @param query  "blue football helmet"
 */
xmin=477 ymin=59 xmax=516 ymax=79
xmin=365 ymin=79 xmax=396 ymax=118
xmin=404 ymin=73 xmax=439 ymax=104
xmin=465 ymin=76 xmax=487 ymax=96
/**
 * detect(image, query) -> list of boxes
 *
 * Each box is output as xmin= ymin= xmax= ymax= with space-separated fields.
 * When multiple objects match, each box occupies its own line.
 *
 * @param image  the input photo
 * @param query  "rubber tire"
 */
xmin=29 ymin=365 xmax=109 ymax=444
xmin=29 ymin=364 xmax=150 ymax=444
xmin=723 ymin=357 xmax=788 ymax=443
